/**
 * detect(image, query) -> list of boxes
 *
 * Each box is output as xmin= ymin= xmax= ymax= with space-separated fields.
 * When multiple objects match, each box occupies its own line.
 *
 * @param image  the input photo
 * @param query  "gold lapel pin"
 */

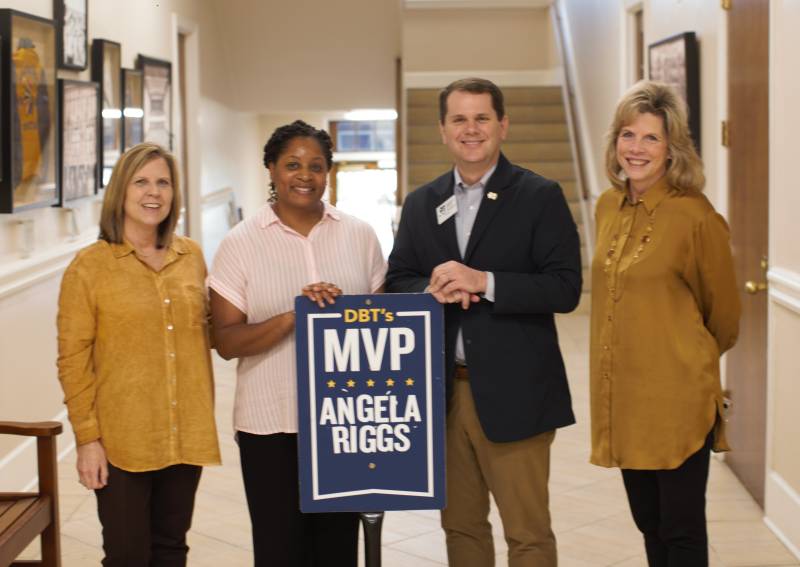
xmin=487 ymin=192 xmax=498 ymax=200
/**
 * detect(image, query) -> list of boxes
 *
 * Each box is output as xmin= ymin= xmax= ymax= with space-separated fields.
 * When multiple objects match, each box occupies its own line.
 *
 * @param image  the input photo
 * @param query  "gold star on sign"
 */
xmin=366 ymin=379 xmax=375 ymax=387
xmin=405 ymin=378 xmax=415 ymax=386
xmin=386 ymin=378 xmax=395 ymax=387
xmin=326 ymin=380 xmax=336 ymax=388
xmin=346 ymin=379 xmax=356 ymax=388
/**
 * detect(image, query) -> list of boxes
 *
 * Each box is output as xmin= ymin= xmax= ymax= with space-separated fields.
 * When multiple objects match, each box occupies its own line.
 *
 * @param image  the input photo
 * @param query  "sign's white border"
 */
xmin=307 ymin=311 xmax=435 ymax=500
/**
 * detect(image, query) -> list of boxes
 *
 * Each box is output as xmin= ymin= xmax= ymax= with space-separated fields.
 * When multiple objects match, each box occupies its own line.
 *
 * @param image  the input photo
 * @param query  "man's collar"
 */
xmin=432 ymin=152 xmax=512 ymax=200
xmin=454 ymin=163 xmax=497 ymax=190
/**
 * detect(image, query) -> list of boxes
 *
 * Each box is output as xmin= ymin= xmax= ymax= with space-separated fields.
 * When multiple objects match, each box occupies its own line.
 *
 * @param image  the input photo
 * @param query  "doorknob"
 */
xmin=745 ymin=255 xmax=769 ymax=294
xmin=745 ymin=280 xmax=767 ymax=294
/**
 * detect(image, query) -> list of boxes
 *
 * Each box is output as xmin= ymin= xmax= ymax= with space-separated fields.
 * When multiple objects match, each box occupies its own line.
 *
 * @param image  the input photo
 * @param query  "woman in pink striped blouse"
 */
xmin=208 ymin=120 xmax=386 ymax=566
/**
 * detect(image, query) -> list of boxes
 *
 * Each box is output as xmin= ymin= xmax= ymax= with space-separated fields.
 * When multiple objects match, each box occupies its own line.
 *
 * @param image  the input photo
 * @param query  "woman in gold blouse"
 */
xmin=57 ymin=143 xmax=220 ymax=566
xmin=590 ymin=81 xmax=740 ymax=567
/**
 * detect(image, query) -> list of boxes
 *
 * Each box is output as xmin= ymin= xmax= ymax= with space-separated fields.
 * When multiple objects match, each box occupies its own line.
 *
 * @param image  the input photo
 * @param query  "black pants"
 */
xmin=95 ymin=463 xmax=202 ymax=567
xmin=238 ymin=431 xmax=359 ymax=567
xmin=621 ymin=434 xmax=713 ymax=567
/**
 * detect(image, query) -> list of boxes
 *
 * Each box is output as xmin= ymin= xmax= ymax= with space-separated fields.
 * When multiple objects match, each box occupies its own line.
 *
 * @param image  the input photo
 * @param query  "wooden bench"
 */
xmin=0 ymin=421 xmax=62 ymax=567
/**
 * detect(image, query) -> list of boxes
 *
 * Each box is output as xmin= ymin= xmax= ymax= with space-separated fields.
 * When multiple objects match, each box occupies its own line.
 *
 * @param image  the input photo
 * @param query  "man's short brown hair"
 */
xmin=439 ymin=78 xmax=505 ymax=124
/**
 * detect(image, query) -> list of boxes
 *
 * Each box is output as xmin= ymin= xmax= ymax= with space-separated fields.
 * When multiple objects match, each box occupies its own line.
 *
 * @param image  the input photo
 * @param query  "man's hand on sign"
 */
xmin=428 ymin=261 xmax=483 ymax=309
xmin=302 ymin=281 xmax=343 ymax=308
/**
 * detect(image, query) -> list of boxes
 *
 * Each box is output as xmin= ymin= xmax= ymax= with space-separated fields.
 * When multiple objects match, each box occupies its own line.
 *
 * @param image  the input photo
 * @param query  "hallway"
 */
xmin=31 ymin=309 xmax=798 ymax=566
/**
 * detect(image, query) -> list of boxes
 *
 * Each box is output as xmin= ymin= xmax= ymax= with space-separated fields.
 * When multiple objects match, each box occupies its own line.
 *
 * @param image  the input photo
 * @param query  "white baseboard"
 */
xmin=764 ymin=470 xmax=800 ymax=560
xmin=0 ymin=409 xmax=75 ymax=492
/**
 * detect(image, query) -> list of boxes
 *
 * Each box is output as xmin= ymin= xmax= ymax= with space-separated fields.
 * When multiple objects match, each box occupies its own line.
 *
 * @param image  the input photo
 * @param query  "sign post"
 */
xmin=295 ymin=293 xmax=445 ymax=565
xmin=360 ymin=512 xmax=384 ymax=567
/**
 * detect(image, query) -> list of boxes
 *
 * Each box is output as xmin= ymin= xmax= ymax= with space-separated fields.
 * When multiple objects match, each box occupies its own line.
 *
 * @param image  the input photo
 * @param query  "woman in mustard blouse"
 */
xmin=590 ymin=81 xmax=740 ymax=566
xmin=57 ymin=143 xmax=220 ymax=566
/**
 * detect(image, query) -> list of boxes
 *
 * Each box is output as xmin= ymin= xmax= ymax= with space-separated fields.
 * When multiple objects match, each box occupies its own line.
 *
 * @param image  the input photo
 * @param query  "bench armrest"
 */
xmin=0 ymin=421 xmax=62 ymax=437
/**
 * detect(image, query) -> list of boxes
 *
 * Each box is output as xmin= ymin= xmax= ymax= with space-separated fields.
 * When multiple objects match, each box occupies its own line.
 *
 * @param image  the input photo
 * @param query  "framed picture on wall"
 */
xmin=92 ymin=39 xmax=122 ymax=186
xmin=122 ymin=68 xmax=144 ymax=150
xmin=0 ymin=9 xmax=59 ymax=213
xmin=54 ymin=0 xmax=87 ymax=70
xmin=137 ymin=55 xmax=172 ymax=150
xmin=0 ymin=33 xmax=3 ymax=186
xmin=58 ymin=79 xmax=98 ymax=203
xmin=648 ymin=31 xmax=700 ymax=151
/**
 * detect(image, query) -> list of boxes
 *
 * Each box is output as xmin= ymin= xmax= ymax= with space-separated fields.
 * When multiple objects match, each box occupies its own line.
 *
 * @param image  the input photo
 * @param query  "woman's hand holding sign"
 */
xmin=302 ymin=282 xmax=343 ymax=308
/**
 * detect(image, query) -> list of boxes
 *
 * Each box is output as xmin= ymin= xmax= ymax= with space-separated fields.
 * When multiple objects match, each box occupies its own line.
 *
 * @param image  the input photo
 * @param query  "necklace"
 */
xmin=603 ymin=200 xmax=659 ymax=300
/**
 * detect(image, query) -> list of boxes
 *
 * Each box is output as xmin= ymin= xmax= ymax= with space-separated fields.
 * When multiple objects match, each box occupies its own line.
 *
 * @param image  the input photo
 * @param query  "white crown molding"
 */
xmin=404 ymin=68 xmax=563 ymax=89
xmin=405 ymin=0 xmax=551 ymax=9
xmin=768 ymin=268 xmax=800 ymax=314
xmin=768 ymin=267 xmax=800 ymax=295
xmin=770 ymin=288 xmax=800 ymax=315
xmin=0 ymin=236 xmax=95 ymax=301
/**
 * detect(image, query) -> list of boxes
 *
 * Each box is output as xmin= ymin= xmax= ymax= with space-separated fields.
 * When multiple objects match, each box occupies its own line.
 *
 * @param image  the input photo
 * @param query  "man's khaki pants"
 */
xmin=441 ymin=368 xmax=557 ymax=567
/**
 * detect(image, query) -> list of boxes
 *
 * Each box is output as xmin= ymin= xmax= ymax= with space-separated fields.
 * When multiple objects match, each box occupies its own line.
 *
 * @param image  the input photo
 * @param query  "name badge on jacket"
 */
xmin=436 ymin=195 xmax=457 ymax=225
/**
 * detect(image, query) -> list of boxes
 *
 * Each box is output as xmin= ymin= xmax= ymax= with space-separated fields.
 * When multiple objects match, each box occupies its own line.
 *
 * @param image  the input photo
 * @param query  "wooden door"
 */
xmin=726 ymin=0 xmax=769 ymax=507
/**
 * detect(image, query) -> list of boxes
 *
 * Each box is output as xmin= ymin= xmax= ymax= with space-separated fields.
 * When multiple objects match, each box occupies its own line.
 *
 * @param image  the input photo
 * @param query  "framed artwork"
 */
xmin=54 ymin=0 xmax=87 ymax=70
xmin=0 ymin=9 xmax=59 ymax=213
xmin=121 ymin=68 xmax=144 ymax=150
xmin=137 ymin=55 xmax=172 ymax=150
xmin=92 ymin=39 xmax=121 ymax=186
xmin=0 ymin=33 xmax=3 ymax=185
xmin=649 ymin=31 xmax=700 ymax=151
xmin=58 ymin=79 xmax=98 ymax=203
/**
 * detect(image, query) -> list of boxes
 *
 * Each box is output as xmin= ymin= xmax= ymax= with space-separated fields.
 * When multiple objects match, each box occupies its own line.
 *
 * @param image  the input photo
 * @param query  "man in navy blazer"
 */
xmin=386 ymin=78 xmax=581 ymax=567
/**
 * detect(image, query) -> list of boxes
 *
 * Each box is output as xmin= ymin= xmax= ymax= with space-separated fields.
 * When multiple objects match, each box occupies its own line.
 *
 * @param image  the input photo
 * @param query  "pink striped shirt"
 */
xmin=208 ymin=202 xmax=386 ymax=435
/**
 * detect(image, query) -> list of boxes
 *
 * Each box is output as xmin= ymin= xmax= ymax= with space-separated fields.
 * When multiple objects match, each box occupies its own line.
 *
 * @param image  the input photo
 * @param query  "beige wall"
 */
xmin=200 ymin=98 xmax=264 ymax=216
xmin=403 ymin=8 xmax=556 ymax=72
xmin=766 ymin=0 xmax=800 ymax=554
xmin=202 ymin=0 xmax=400 ymax=114
xmin=0 ymin=0 xmax=261 ymax=489
xmin=0 ymin=275 xmax=69 ymax=489
xmin=769 ymin=2 xmax=800 ymax=277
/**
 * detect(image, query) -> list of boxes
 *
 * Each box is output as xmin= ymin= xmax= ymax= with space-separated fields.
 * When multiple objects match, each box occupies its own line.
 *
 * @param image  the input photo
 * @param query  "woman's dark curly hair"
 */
xmin=262 ymin=120 xmax=334 ymax=170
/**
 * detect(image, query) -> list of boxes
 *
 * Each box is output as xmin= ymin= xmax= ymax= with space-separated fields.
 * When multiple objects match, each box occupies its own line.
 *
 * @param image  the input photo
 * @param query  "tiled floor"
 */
xmin=23 ymin=311 xmax=800 ymax=565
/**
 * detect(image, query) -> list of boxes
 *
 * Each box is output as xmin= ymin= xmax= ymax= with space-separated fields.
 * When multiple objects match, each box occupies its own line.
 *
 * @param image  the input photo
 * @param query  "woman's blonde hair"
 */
xmin=99 ymin=142 xmax=181 ymax=248
xmin=605 ymin=80 xmax=704 ymax=193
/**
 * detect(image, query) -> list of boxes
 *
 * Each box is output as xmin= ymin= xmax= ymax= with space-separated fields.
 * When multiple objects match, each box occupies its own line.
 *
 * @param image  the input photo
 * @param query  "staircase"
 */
xmin=405 ymin=86 xmax=590 ymax=297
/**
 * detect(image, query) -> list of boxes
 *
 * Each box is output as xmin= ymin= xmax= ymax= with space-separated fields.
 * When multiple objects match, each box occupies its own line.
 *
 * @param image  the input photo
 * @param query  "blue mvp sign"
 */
xmin=295 ymin=293 xmax=445 ymax=513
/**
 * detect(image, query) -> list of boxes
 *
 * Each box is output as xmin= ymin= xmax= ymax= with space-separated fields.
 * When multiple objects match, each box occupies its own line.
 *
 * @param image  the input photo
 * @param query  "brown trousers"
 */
xmin=441 ymin=369 xmax=557 ymax=567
